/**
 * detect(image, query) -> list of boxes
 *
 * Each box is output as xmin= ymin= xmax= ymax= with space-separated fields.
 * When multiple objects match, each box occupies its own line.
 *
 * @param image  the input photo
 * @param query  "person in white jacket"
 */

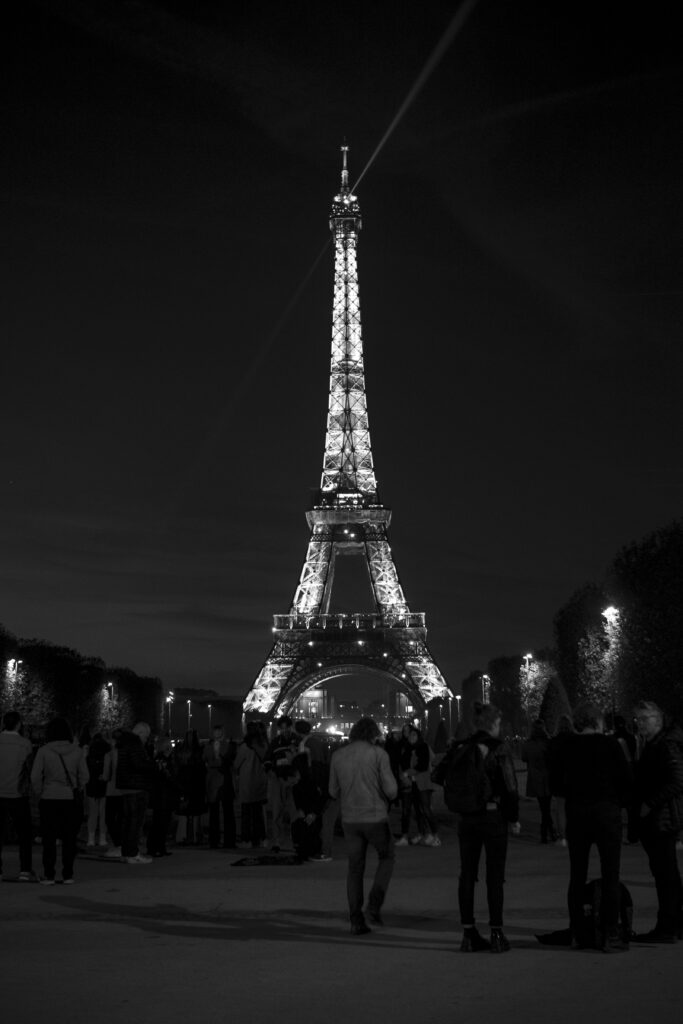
xmin=31 ymin=717 xmax=88 ymax=885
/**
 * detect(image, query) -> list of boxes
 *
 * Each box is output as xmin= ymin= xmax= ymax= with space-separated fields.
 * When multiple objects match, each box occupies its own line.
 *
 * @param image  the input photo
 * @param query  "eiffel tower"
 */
xmin=243 ymin=147 xmax=450 ymax=719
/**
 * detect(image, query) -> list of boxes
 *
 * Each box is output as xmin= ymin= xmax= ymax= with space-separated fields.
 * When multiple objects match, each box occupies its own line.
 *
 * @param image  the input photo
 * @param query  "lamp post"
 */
xmin=107 ymin=681 xmax=114 ymax=701
xmin=166 ymin=691 xmax=174 ymax=736
xmin=187 ymin=699 xmax=192 ymax=730
xmin=482 ymin=674 xmax=490 ymax=703
xmin=208 ymin=703 xmax=212 ymax=731
xmin=455 ymin=694 xmax=461 ymax=725
xmin=522 ymin=653 xmax=533 ymax=727
xmin=602 ymin=606 xmax=621 ymax=719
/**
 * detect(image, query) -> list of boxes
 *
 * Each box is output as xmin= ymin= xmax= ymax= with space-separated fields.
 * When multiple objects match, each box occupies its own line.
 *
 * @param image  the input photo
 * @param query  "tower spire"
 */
xmin=322 ymin=145 xmax=375 ymax=505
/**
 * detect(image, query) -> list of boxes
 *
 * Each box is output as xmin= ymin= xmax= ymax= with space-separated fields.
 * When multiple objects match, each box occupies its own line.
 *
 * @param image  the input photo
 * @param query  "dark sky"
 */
xmin=3 ymin=1 xmax=682 ymax=699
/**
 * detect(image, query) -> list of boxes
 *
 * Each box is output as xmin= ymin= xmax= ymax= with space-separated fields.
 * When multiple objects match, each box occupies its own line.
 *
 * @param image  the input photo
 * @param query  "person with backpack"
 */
xmin=632 ymin=699 xmax=683 ymax=943
xmin=550 ymin=702 xmax=633 ymax=953
xmin=442 ymin=701 xmax=519 ymax=953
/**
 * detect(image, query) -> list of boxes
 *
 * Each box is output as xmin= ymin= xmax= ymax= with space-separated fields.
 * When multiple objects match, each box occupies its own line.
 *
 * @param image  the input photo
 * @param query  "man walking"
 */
xmin=329 ymin=717 xmax=397 ymax=935
xmin=0 ymin=711 xmax=34 ymax=881
xmin=632 ymin=700 xmax=683 ymax=943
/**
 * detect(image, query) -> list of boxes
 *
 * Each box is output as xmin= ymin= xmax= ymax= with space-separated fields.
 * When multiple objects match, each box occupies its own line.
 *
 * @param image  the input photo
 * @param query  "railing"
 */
xmin=272 ymin=612 xmax=426 ymax=630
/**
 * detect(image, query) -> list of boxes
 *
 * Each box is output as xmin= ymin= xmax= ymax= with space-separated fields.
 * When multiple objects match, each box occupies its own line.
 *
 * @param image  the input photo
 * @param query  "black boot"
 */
xmin=490 ymin=928 xmax=511 ymax=953
xmin=460 ymin=926 xmax=491 ymax=952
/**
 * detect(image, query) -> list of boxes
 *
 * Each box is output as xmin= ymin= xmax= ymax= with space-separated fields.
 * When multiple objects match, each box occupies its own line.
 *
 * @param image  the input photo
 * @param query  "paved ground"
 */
xmin=2 ymin=797 xmax=682 ymax=1024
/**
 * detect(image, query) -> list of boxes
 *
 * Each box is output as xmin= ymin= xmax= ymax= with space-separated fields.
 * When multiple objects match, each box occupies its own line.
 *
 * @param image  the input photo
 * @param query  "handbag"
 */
xmin=57 ymin=752 xmax=85 ymax=820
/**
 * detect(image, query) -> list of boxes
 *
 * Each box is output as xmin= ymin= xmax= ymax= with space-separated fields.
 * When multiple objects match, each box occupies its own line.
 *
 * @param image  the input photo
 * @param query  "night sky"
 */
xmin=4 ymin=1 xmax=682 ymax=700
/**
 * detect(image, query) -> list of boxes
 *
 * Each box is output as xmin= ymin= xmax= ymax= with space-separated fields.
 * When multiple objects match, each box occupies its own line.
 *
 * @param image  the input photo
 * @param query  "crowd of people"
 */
xmin=0 ymin=698 xmax=681 ymax=955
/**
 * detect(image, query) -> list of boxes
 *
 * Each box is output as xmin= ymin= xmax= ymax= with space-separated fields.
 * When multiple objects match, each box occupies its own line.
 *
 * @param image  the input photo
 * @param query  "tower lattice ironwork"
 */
xmin=243 ymin=147 xmax=450 ymax=717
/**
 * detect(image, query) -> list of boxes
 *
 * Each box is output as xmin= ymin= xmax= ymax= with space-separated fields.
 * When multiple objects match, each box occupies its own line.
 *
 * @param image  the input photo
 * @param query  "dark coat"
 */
xmin=636 ymin=723 xmax=683 ymax=834
xmin=522 ymin=737 xmax=551 ymax=798
xmin=115 ymin=732 xmax=157 ymax=793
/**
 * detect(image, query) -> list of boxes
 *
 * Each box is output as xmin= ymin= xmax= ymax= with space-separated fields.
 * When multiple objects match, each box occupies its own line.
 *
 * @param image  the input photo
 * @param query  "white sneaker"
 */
xmin=395 ymin=836 xmax=409 ymax=847
xmin=40 ymin=878 xmax=56 ymax=886
xmin=62 ymin=878 xmax=75 ymax=885
xmin=423 ymin=834 xmax=441 ymax=847
xmin=410 ymin=835 xmax=423 ymax=846
xmin=104 ymin=847 xmax=122 ymax=858
xmin=126 ymin=854 xmax=152 ymax=864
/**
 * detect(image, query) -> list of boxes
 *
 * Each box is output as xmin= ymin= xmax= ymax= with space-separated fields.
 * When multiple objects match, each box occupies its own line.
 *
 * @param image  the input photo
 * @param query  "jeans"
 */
xmin=537 ymin=796 xmax=555 ymax=842
xmin=240 ymin=802 xmax=266 ymax=845
xmin=39 ymin=799 xmax=80 ymax=881
xmin=640 ymin=822 xmax=683 ymax=935
xmin=566 ymin=801 xmax=622 ymax=935
xmin=0 ymin=796 xmax=33 ymax=874
xmin=400 ymin=785 xmax=437 ymax=836
xmin=208 ymin=787 xmax=236 ymax=847
xmin=105 ymin=795 xmax=123 ymax=847
xmin=343 ymin=820 xmax=395 ymax=926
xmin=458 ymin=810 xmax=508 ymax=927
xmin=121 ymin=792 xmax=149 ymax=858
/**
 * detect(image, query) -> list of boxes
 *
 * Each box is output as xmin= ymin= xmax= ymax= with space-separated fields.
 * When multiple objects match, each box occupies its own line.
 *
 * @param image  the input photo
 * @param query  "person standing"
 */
xmin=328 ymin=717 xmax=397 ymax=935
xmin=30 ymin=717 xmax=89 ymax=884
xmin=203 ymin=724 xmax=236 ymax=849
xmin=522 ymin=720 xmax=555 ymax=844
xmin=453 ymin=702 xmax=520 ymax=954
xmin=234 ymin=722 xmax=269 ymax=848
xmin=0 ymin=710 xmax=34 ymax=882
xmin=115 ymin=722 xmax=156 ymax=864
xmin=550 ymin=702 xmax=632 ymax=953
xmin=265 ymin=716 xmax=299 ymax=852
xmin=632 ymin=700 xmax=683 ymax=943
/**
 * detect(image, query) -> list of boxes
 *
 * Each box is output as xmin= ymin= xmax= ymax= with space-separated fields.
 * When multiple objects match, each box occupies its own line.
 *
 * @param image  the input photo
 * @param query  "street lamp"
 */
xmin=107 ymin=681 xmax=115 ymax=700
xmin=482 ymin=674 xmax=491 ymax=703
xmin=166 ymin=691 xmax=174 ymax=735
xmin=455 ymin=694 xmax=461 ymax=723
xmin=208 ymin=703 xmax=212 ymax=731
xmin=187 ymin=699 xmax=192 ymax=730
xmin=602 ymin=606 xmax=621 ymax=717
xmin=522 ymin=654 xmax=533 ymax=726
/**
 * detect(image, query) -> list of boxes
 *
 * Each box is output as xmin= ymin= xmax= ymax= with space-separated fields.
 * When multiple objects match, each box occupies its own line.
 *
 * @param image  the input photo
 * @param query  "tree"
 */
xmin=537 ymin=676 xmax=573 ymax=735
xmin=554 ymin=584 xmax=609 ymax=707
xmin=609 ymin=519 xmax=683 ymax=720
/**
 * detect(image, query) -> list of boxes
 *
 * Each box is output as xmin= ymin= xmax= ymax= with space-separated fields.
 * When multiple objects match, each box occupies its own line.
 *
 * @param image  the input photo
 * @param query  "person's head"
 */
xmin=212 ymin=725 xmax=225 ymax=741
xmin=472 ymin=701 xmax=501 ymax=738
xmin=2 ymin=710 xmax=22 ymax=733
xmin=294 ymin=719 xmax=311 ymax=736
xmin=572 ymin=703 xmax=605 ymax=734
xmin=156 ymin=735 xmax=173 ymax=756
xmin=633 ymin=700 xmax=664 ymax=741
xmin=530 ymin=719 xmax=549 ymax=741
xmin=45 ymin=717 xmax=74 ymax=743
xmin=277 ymin=715 xmax=293 ymax=733
xmin=401 ymin=723 xmax=412 ymax=739
xmin=407 ymin=726 xmax=421 ymax=745
xmin=349 ymin=717 xmax=381 ymax=744
xmin=133 ymin=721 xmax=151 ymax=744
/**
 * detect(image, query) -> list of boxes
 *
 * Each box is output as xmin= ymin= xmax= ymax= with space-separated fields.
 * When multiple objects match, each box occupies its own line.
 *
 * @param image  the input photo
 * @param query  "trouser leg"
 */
xmin=367 ymin=821 xmax=395 ymax=913
xmin=458 ymin=818 xmax=485 ymax=925
xmin=483 ymin=814 xmax=509 ymax=927
xmin=343 ymin=823 xmax=368 ymax=926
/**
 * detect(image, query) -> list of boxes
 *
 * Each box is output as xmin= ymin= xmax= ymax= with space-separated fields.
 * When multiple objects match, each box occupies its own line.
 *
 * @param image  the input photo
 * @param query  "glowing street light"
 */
xmin=455 ymin=694 xmax=461 ymax=722
xmin=602 ymin=605 xmax=620 ymax=626
xmin=207 ymin=703 xmax=212 ymax=730
xmin=482 ymin=674 xmax=491 ymax=703
xmin=107 ymin=681 xmax=115 ymax=700
xmin=165 ymin=691 xmax=174 ymax=735
xmin=187 ymin=699 xmax=192 ymax=729
xmin=522 ymin=654 xmax=533 ymax=726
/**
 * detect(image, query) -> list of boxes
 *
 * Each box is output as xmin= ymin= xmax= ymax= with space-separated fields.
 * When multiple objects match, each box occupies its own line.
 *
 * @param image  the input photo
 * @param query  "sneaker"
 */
xmin=18 ymin=871 xmax=33 ymax=882
xmin=490 ymin=929 xmax=511 ymax=953
xmin=350 ymin=923 xmax=371 ymax=936
xmin=126 ymin=854 xmax=153 ymax=864
xmin=104 ymin=847 xmax=122 ymax=858
xmin=62 ymin=878 xmax=75 ymax=885
xmin=395 ymin=836 xmax=409 ymax=847
xmin=236 ymin=841 xmax=252 ymax=850
xmin=460 ymin=927 xmax=491 ymax=952
xmin=366 ymin=908 xmax=383 ymax=926
xmin=310 ymin=854 xmax=332 ymax=862
xmin=40 ymin=878 xmax=56 ymax=886
xmin=410 ymin=835 xmax=423 ymax=845
xmin=603 ymin=931 xmax=628 ymax=953
xmin=422 ymin=834 xmax=441 ymax=847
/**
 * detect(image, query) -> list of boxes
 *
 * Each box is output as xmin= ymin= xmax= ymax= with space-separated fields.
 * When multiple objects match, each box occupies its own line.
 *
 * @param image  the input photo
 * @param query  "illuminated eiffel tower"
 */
xmin=243 ymin=147 xmax=450 ymax=718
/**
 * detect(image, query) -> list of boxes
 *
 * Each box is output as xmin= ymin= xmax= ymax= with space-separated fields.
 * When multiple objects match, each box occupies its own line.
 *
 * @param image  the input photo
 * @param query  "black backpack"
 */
xmin=437 ymin=742 xmax=492 ymax=815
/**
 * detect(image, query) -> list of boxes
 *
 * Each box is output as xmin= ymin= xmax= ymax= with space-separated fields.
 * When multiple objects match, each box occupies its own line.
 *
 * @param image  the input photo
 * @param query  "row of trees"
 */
xmin=0 ymin=623 xmax=162 ymax=736
xmin=456 ymin=518 xmax=683 ymax=734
